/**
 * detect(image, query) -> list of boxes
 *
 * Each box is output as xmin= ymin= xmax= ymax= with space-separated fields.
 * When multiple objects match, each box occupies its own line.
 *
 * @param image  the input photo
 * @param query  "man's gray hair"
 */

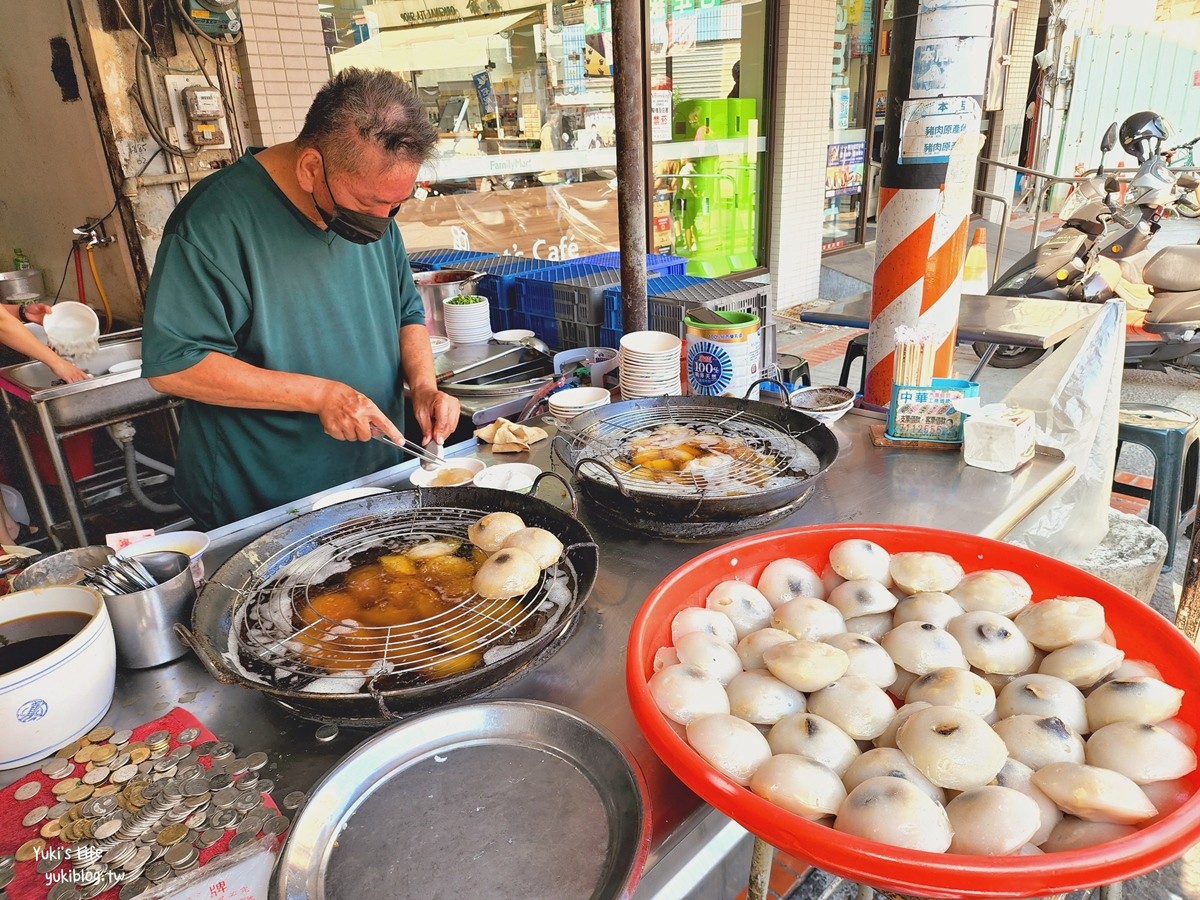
xmin=297 ymin=68 xmax=436 ymax=172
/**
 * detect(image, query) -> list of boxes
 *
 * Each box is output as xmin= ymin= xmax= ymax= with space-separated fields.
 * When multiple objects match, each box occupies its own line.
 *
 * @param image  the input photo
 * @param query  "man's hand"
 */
xmin=21 ymin=303 xmax=54 ymax=326
xmin=49 ymin=358 xmax=89 ymax=383
xmin=316 ymin=382 xmax=404 ymax=444
xmin=410 ymin=386 xmax=461 ymax=446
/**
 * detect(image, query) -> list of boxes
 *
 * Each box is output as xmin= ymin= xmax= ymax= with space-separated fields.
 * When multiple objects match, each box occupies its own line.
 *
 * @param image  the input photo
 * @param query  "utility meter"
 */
xmin=186 ymin=0 xmax=242 ymax=37
xmin=182 ymin=85 xmax=225 ymax=146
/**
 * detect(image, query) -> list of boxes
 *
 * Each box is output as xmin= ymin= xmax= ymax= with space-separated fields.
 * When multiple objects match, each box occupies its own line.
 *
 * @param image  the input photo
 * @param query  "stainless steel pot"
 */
xmin=411 ymin=270 xmax=484 ymax=337
xmin=0 ymin=269 xmax=44 ymax=301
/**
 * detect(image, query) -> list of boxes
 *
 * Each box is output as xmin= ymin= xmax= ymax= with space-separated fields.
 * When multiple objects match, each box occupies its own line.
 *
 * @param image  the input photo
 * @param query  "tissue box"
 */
xmin=886 ymin=378 xmax=979 ymax=443
xmin=963 ymin=406 xmax=1037 ymax=472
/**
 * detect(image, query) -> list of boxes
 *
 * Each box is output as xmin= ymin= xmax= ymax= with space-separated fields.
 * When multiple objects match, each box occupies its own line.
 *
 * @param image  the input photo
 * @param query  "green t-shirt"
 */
xmin=142 ymin=150 xmax=424 ymax=528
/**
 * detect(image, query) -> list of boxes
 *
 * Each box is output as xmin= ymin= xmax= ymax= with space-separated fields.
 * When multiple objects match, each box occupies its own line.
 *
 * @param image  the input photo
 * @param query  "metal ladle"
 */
xmin=435 ymin=336 xmax=554 ymax=384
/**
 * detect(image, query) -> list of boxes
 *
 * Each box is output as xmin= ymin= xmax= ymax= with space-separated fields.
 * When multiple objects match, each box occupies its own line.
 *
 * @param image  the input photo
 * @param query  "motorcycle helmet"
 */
xmin=1119 ymin=111 xmax=1172 ymax=163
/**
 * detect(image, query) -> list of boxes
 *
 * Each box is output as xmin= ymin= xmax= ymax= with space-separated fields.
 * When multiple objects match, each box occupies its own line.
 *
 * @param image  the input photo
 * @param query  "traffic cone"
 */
xmin=962 ymin=226 xmax=990 ymax=294
xmin=1117 ymin=161 xmax=1127 ymax=204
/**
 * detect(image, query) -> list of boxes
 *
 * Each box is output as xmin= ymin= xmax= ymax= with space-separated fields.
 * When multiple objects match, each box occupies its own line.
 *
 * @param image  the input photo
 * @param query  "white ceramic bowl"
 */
xmin=0 ymin=585 xmax=116 ymax=769
xmin=43 ymin=301 xmax=100 ymax=353
xmin=410 ymin=458 xmax=487 ymax=487
xmin=620 ymin=331 xmax=681 ymax=355
xmin=118 ymin=530 xmax=211 ymax=584
xmin=788 ymin=385 xmax=856 ymax=425
xmin=548 ymin=387 xmax=610 ymax=411
xmin=494 ymin=329 xmax=535 ymax=344
xmin=310 ymin=486 xmax=392 ymax=512
xmin=107 ymin=359 xmax=142 ymax=375
xmin=472 ymin=463 xmax=542 ymax=494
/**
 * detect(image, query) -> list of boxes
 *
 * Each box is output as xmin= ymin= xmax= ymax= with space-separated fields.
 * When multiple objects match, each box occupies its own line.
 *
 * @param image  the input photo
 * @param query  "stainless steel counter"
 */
xmin=1 ymin=410 xmax=1074 ymax=895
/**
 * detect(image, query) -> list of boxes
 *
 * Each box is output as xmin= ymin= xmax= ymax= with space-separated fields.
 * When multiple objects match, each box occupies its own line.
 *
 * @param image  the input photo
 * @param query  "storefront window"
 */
xmin=823 ymin=0 xmax=879 ymax=253
xmin=648 ymin=0 xmax=770 ymax=276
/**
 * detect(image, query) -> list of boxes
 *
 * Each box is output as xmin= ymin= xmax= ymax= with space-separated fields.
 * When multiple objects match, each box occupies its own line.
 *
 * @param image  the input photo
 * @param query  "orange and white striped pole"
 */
xmin=865 ymin=0 xmax=998 ymax=408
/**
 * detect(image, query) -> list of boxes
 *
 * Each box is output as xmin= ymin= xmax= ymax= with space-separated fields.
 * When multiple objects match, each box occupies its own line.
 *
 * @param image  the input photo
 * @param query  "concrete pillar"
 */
xmin=768 ymin=0 xmax=837 ymax=311
xmin=236 ymin=0 xmax=331 ymax=146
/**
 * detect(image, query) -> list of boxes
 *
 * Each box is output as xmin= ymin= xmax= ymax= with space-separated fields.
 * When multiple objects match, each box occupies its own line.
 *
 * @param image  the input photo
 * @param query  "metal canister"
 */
xmin=412 ymin=269 xmax=484 ymax=338
xmin=685 ymin=311 xmax=761 ymax=399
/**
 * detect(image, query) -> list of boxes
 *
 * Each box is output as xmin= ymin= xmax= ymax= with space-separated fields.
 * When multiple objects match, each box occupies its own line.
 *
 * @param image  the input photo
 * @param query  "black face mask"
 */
xmin=312 ymin=157 xmax=401 ymax=244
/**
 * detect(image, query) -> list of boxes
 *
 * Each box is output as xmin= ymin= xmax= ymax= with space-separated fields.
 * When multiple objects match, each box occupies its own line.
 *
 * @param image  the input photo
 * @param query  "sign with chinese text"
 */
xmin=899 ymin=96 xmax=981 ymax=165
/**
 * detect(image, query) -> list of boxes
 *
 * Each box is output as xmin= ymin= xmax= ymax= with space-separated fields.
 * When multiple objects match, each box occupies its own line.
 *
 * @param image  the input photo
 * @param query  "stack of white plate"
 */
xmin=619 ymin=331 xmax=682 ymax=399
xmin=442 ymin=296 xmax=492 ymax=344
xmin=548 ymin=387 xmax=612 ymax=421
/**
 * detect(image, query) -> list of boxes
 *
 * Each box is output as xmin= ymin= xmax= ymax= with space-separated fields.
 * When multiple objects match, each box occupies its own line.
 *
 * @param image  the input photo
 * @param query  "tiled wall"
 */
xmin=236 ymin=0 xmax=331 ymax=146
xmin=768 ymin=0 xmax=837 ymax=309
xmin=980 ymin=0 xmax=1039 ymax=221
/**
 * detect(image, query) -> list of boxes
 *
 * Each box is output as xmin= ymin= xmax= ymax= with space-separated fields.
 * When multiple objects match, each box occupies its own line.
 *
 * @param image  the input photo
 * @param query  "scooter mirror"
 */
xmin=1104 ymin=175 xmax=1120 ymax=194
xmin=1101 ymin=122 xmax=1119 ymax=153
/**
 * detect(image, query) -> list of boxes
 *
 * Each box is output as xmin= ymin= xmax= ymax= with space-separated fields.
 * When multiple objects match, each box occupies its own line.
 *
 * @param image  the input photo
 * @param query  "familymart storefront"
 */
xmin=330 ymin=0 xmax=773 ymax=276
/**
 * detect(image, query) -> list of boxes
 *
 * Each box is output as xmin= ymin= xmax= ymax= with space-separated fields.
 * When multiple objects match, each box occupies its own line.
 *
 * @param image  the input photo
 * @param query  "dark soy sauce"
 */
xmin=0 ymin=611 xmax=91 ymax=675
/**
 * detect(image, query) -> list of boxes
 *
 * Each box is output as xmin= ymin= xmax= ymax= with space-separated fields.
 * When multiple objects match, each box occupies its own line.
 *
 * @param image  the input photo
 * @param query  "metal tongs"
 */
xmin=370 ymin=428 xmax=448 ymax=470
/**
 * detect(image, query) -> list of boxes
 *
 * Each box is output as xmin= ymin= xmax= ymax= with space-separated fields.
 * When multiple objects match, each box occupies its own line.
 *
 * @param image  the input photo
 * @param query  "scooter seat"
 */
xmin=1145 ymin=288 xmax=1200 ymax=333
xmin=1144 ymin=245 xmax=1200 ymax=293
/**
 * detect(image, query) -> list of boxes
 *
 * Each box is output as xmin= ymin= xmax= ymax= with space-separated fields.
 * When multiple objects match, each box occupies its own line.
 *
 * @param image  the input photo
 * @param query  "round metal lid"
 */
xmin=272 ymin=700 xmax=650 ymax=900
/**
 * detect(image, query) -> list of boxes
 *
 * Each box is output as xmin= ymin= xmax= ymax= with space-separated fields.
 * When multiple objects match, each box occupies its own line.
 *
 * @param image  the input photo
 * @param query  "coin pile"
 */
xmin=5 ymin=724 xmax=302 ymax=900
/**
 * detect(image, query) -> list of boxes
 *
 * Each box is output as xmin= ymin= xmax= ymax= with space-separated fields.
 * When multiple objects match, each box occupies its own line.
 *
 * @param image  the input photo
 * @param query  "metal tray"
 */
xmin=272 ymin=700 xmax=650 ymax=900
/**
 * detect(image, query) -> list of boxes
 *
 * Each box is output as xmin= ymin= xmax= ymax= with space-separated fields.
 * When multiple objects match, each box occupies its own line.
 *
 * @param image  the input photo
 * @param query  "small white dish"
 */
xmin=118 ymin=530 xmax=211 ymax=584
xmin=494 ymin=329 xmax=535 ymax=344
xmin=410 ymin=458 xmax=487 ymax=488
xmin=430 ymin=336 xmax=451 ymax=356
xmin=310 ymin=486 xmax=392 ymax=512
xmin=107 ymin=359 xmax=142 ymax=375
xmin=473 ymin=463 xmax=542 ymax=494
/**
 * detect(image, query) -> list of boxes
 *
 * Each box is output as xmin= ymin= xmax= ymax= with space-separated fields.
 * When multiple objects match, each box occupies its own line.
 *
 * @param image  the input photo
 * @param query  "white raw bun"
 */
xmin=844 ymin=612 xmax=894 ymax=641
xmin=767 ymin=713 xmax=861 ymax=775
xmin=749 ymin=754 xmax=846 ymax=820
xmin=500 ymin=527 xmax=563 ymax=569
xmin=648 ymin=664 xmax=729 ymax=724
xmin=826 ymin=579 xmax=899 ymax=619
xmin=873 ymin=702 xmax=932 ymax=750
xmin=756 ymin=558 xmax=825 ymax=606
xmin=472 ymin=547 xmax=541 ymax=599
xmin=835 ymin=776 xmax=953 ymax=852
xmin=949 ymin=570 xmax=1033 ymax=617
xmin=842 ymin=747 xmax=946 ymax=805
xmin=762 ymin=640 xmax=849 ymax=693
xmin=726 ymin=670 xmax=807 ymax=725
xmin=946 ymin=786 xmax=1041 ymax=855
xmin=675 ymin=631 xmax=743 ymax=685
xmin=1013 ymin=597 xmax=1107 ymax=651
xmin=991 ymin=715 xmax=1085 ymax=770
xmin=706 ymin=581 xmax=773 ymax=639
xmin=1032 ymin=762 xmax=1158 ymax=825
xmin=653 ymin=646 xmax=679 ymax=672
xmin=671 ymin=607 xmax=739 ymax=647
xmin=888 ymin=552 xmax=964 ymax=595
xmin=947 ymin=610 xmax=1036 ymax=675
xmin=905 ymin=667 xmax=996 ymax=721
xmin=1040 ymin=817 xmax=1139 ymax=852
xmin=892 ymin=592 xmax=963 ymax=628
xmin=1085 ymin=677 xmax=1185 ymax=731
xmin=769 ymin=597 xmax=847 ymax=642
xmin=896 ymin=705 xmax=1008 ymax=791
xmin=824 ymin=633 xmax=897 ymax=688
xmin=736 ymin=628 xmax=796 ymax=670
xmin=1085 ymin=722 xmax=1198 ymax=784
xmin=807 ymin=676 xmax=897 ymax=741
xmin=686 ymin=714 xmax=772 ymax=786
xmin=880 ymin=622 xmax=968 ymax=675
xmin=829 ymin=539 xmax=892 ymax=584
xmin=995 ymin=675 xmax=1089 ymax=736
xmin=468 ymin=512 xmax=526 ymax=552
xmin=1038 ymin=640 xmax=1124 ymax=689
xmin=992 ymin=757 xmax=1062 ymax=846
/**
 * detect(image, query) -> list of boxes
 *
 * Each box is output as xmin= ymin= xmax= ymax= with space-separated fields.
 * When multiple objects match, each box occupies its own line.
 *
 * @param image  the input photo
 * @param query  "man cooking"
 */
xmin=142 ymin=68 xmax=460 ymax=529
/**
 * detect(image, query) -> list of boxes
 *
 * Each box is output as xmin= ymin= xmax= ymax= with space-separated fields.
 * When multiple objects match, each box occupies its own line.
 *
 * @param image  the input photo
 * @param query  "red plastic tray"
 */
xmin=626 ymin=524 xmax=1200 ymax=899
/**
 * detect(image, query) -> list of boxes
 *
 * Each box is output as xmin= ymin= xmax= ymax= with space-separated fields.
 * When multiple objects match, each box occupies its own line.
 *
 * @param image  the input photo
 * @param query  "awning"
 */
xmin=330 ymin=11 xmax=531 ymax=74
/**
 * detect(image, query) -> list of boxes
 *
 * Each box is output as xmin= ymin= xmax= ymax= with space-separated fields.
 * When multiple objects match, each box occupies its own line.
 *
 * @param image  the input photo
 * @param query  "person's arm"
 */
xmin=147 ymin=352 xmax=405 ymax=444
xmin=0 ymin=305 xmax=88 ymax=383
xmin=400 ymin=324 xmax=460 ymax=445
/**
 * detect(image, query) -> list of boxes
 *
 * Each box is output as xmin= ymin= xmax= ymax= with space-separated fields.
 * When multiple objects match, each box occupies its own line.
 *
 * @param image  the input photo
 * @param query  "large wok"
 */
xmin=552 ymin=384 xmax=839 ymax=523
xmin=177 ymin=478 xmax=598 ymax=727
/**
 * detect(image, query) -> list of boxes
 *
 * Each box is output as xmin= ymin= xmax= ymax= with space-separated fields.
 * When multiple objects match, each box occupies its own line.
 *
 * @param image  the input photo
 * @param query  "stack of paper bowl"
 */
xmin=548 ymin=387 xmax=611 ymax=421
xmin=619 ymin=332 xmax=682 ymax=399
xmin=442 ymin=295 xmax=492 ymax=344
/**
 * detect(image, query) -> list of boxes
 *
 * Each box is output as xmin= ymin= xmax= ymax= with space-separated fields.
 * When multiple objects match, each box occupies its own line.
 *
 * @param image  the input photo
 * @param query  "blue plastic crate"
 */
xmin=602 ymin=275 xmax=712 ymax=330
xmin=472 ymin=257 xmax=558 ymax=310
xmin=489 ymin=306 xmax=511 ymax=332
xmin=524 ymin=313 xmax=558 ymax=349
xmin=558 ymin=319 xmax=601 ymax=350
xmin=600 ymin=326 xmax=623 ymax=350
xmin=573 ymin=252 xmax=688 ymax=277
xmin=407 ymin=249 xmax=497 ymax=272
xmin=515 ymin=263 xmax=621 ymax=319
